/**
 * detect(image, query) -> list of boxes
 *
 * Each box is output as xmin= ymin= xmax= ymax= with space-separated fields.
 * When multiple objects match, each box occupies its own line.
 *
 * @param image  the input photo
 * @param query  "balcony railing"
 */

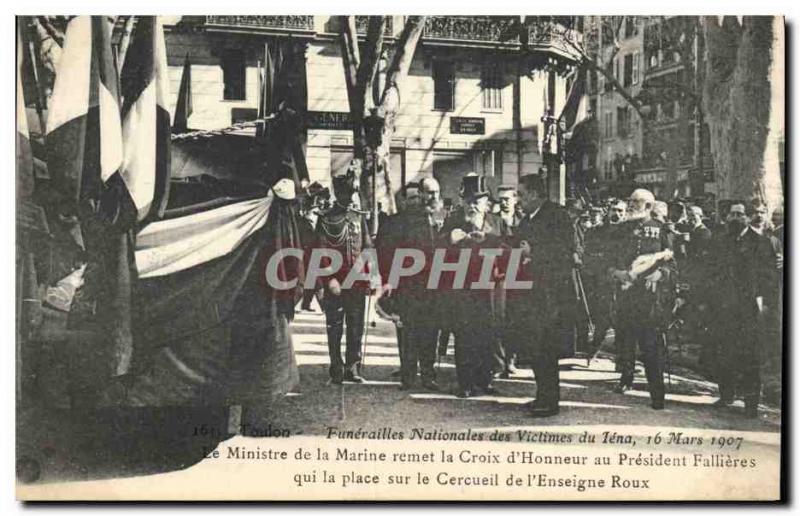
xmin=202 ymin=15 xmax=315 ymax=33
xmin=355 ymin=16 xmax=394 ymax=37
xmin=525 ymin=19 xmax=582 ymax=60
xmin=423 ymin=16 xmax=518 ymax=44
xmin=421 ymin=15 xmax=581 ymax=59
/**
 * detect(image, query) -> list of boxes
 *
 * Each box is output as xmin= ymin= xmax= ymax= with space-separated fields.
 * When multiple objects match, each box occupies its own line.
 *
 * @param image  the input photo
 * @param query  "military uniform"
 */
xmin=582 ymin=223 xmax=625 ymax=357
xmin=316 ymin=203 xmax=373 ymax=382
xmin=612 ymin=216 xmax=675 ymax=408
xmin=515 ymin=200 xmax=576 ymax=411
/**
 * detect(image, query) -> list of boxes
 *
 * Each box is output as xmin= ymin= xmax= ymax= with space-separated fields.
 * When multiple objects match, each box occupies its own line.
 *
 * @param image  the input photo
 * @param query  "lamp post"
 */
xmin=364 ymin=108 xmax=385 ymax=238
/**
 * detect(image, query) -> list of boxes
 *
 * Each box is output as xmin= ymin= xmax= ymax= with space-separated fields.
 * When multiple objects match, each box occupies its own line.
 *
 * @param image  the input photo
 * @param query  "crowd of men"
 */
xmin=294 ymin=166 xmax=783 ymax=419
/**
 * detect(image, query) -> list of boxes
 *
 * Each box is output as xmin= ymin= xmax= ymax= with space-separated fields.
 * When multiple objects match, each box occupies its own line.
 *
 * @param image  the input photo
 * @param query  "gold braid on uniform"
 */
xmin=319 ymin=204 xmax=369 ymax=263
xmin=319 ymin=215 xmax=349 ymax=246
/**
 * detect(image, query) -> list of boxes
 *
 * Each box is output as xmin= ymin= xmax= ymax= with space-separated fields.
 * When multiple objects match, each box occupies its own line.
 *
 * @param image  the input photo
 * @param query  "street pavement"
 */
xmin=265 ymin=299 xmax=781 ymax=437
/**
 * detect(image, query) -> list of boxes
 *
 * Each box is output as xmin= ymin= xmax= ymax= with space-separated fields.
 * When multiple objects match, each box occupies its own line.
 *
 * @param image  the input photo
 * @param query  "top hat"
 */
xmin=459 ymin=173 xmax=491 ymax=199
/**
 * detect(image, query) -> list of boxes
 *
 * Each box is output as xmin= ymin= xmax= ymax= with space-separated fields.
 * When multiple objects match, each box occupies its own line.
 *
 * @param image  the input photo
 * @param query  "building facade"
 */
xmin=576 ymin=16 xmax=714 ymax=201
xmin=160 ymin=16 xmax=577 ymax=205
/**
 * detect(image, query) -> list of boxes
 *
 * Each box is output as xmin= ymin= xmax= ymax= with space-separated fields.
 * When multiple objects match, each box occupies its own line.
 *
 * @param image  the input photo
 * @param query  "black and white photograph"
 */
xmin=13 ymin=11 xmax=786 ymax=501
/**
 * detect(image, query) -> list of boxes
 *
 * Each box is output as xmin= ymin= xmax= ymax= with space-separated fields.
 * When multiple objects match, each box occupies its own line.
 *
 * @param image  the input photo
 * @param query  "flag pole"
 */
xmin=22 ymin=18 xmax=48 ymax=134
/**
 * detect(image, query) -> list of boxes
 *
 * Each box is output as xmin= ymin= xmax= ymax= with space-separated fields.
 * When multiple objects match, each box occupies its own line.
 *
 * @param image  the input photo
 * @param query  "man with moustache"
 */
xmin=582 ymin=200 xmax=627 ymax=359
xmin=515 ymin=174 xmax=576 ymax=417
xmin=440 ymin=174 xmax=502 ymax=398
xmin=378 ymin=177 xmax=445 ymax=391
xmin=610 ymin=189 xmax=675 ymax=409
xmin=709 ymin=202 xmax=778 ymax=417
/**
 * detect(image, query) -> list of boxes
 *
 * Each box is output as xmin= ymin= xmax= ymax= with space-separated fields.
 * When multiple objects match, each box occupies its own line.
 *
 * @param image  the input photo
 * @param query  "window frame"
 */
xmin=222 ymin=48 xmax=247 ymax=101
xmin=480 ymin=62 xmax=504 ymax=112
xmin=432 ymin=60 xmax=456 ymax=112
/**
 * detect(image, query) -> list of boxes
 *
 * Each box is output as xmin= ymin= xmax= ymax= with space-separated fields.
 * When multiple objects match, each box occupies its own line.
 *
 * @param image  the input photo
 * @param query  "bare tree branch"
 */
xmin=36 ymin=16 xmax=64 ymax=47
xmin=357 ymin=16 xmax=386 ymax=112
xmin=557 ymin=26 xmax=646 ymax=118
xmin=380 ymin=15 xmax=427 ymax=110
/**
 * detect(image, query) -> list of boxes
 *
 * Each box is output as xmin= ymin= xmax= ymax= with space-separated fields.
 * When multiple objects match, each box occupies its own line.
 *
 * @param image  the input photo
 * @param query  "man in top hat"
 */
xmin=316 ymin=169 xmax=376 ymax=384
xmin=298 ymin=182 xmax=330 ymax=312
xmin=440 ymin=174 xmax=503 ymax=398
xmin=609 ymin=188 xmax=675 ymax=409
xmin=514 ymin=174 xmax=577 ymax=417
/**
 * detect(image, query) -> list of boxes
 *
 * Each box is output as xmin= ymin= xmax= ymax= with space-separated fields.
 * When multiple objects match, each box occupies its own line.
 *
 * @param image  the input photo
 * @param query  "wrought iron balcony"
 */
xmin=423 ymin=16 xmax=519 ymax=46
xmin=421 ymin=15 xmax=581 ymax=60
xmin=355 ymin=16 xmax=394 ymax=37
xmin=201 ymin=15 xmax=315 ymax=35
xmin=525 ymin=18 xmax=583 ymax=61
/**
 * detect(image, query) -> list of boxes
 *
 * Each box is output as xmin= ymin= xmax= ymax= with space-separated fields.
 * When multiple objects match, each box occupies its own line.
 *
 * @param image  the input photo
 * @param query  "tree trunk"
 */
xmin=702 ymin=16 xmax=784 ymax=213
xmin=339 ymin=15 xmax=427 ymax=222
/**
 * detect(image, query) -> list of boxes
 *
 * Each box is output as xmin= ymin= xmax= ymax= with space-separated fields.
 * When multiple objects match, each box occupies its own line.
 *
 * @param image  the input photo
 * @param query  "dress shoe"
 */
xmin=713 ymin=398 xmax=734 ymax=408
xmin=390 ymin=369 xmax=402 ymax=378
xmin=614 ymin=381 xmax=633 ymax=394
xmin=421 ymin=379 xmax=440 ymax=392
xmin=344 ymin=370 xmax=366 ymax=383
xmin=651 ymin=399 xmax=665 ymax=410
xmin=479 ymin=385 xmax=500 ymax=396
xmin=329 ymin=366 xmax=344 ymax=385
xmin=456 ymin=388 xmax=473 ymax=398
xmin=528 ymin=403 xmax=559 ymax=417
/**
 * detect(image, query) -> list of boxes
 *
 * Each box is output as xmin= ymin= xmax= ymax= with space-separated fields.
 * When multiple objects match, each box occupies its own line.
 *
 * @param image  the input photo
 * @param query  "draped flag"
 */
xmin=173 ymin=53 xmax=192 ymax=133
xmin=120 ymin=15 xmax=172 ymax=224
xmin=16 ymin=23 xmax=34 ymax=200
xmin=560 ymin=64 xmax=588 ymax=135
xmin=46 ymin=16 xmax=124 ymax=211
xmin=46 ymin=16 xmax=136 ymax=377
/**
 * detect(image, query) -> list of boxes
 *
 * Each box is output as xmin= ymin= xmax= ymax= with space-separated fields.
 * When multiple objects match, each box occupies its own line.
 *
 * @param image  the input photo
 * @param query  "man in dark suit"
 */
xmin=297 ymin=184 xmax=329 ymax=311
xmin=377 ymin=178 xmax=444 ymax=391
xmin=440 ymin=174 xmax=502 ymax=398
xmin=515 ymin=174 xmax=576 ymax=417
xmin=494 ymin=185 xmax=524 ymax=377
xmin=710 ymin=202 xmax=778 ymax=417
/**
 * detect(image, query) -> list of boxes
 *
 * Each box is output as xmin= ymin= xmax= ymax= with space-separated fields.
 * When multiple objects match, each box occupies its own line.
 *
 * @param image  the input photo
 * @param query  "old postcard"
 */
xmin=15 ymin=14 xmax=784 ymax=501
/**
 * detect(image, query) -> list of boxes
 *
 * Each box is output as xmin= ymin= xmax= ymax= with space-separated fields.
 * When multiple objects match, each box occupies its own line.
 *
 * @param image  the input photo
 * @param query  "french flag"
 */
xmin=119 ymin=15 xmax=172 ymax=224
xmin=46 ymin=16 xmax=125 ymax=219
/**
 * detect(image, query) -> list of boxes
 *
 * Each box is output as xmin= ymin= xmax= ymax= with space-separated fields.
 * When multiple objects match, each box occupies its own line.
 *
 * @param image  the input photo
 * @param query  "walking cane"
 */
xmin=661 ymin=331 xmax=672 ymax=392
xmin=361 ymin=293 xmax=373 ymax=373
xmin=575 ymin=270 xmax=595 ymax=366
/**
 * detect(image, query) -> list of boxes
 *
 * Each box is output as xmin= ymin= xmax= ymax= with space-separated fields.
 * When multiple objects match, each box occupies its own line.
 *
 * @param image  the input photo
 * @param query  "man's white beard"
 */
xmin=465 ymin=210 xmax=484 ymax=227
xmin=627 ymin=209 xmax=648 ymax=221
